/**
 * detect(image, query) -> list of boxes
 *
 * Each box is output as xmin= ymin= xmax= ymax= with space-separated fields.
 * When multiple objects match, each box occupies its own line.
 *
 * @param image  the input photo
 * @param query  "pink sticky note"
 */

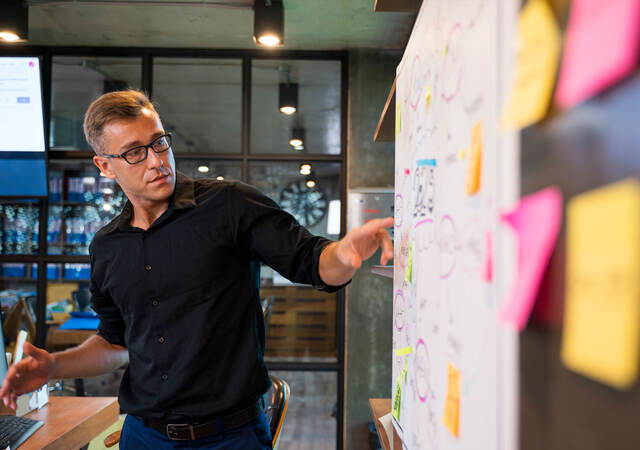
xmin=555 ymin=0 xmax=640 ymax=109
xmin=500 ymin=187 xmax=563 ymax=331
xmin=481 ymin=231 xmax=493 ymax=282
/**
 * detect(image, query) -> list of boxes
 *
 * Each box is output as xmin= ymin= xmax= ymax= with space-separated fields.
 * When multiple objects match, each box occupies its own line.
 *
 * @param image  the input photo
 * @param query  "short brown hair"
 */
xmin=83 ymin=89 xmax=158 ymax=153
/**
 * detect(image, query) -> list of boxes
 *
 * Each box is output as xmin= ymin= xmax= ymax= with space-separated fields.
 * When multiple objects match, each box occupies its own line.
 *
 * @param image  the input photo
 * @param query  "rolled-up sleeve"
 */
xmin=89 ymin=240 xmax=126 ymax=347
xmin=227 ymin=182 xmax=350 ymax=293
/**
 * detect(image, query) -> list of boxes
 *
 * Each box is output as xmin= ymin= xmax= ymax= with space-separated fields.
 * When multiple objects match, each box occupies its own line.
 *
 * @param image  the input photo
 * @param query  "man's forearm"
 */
xmin=52 ymin=334 xmax=128 ymax=380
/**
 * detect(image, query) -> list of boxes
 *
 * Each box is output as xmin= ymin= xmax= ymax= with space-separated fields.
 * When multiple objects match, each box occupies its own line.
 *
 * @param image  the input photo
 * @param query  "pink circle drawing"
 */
xmin=415 ymin=338 xmax=432 ymax=403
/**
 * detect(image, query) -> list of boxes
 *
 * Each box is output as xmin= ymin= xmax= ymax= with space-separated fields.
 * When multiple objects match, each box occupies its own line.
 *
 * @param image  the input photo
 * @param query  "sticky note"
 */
xmin=395 ymin=101 xmax=402 ymax=138
xmin=458 ymin=148 xmax=467 ymax=161
xmin=404 ymin=242 xmax=413 ymax=283
xmin=425 ymin=84 xmax=432 ymax=108
xmin=392 ymin=372 xmax=403 ymax=421
xmin=442 ymin=362 xmax=460 ymax=437
xmin=501 ymin=0 xmax=560 ymax=129
xmin=465 ymin=121 xmax=482 ymax=195
xmin=481 ymin=231 xmax=493 ymax=282
xmin=561 ymin=179 xmax=640 ymax=389
xmin=499 ymin=187 xmax=562 ymax=331
xmin=555 ymin=0 xmax=640 ymax=109
xmin=395 ymin=346 xmax=413 ymax=357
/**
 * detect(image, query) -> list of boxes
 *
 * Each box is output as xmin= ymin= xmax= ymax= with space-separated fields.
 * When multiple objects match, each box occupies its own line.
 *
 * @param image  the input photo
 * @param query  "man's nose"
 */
xmin=146 ymin=148 xmax=164 ymax=168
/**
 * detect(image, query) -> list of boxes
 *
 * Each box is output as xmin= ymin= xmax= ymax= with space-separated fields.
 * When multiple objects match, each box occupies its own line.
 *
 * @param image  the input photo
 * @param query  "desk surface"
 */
xmin=22 ymin=396 xmax=119 ymax=450
xmin=369 ymin=398 xmax=402 ymax=450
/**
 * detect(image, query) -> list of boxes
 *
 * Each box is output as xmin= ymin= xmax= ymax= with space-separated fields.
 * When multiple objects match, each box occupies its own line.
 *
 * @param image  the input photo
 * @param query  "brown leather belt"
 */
xmin=139 ymin=399 xmax=263 ymax=441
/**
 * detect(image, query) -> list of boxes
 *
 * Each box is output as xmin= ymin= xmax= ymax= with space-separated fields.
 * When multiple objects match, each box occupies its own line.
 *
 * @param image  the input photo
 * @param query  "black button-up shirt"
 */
xmin=89 ymin=173 xmax=344 ymax=419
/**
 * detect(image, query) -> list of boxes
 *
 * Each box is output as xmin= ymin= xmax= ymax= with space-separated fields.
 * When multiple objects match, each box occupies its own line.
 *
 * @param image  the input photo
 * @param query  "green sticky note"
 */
xmin=402 ymin=357 xmax=409 ymax=380
xmin=404 ymin=242 xmax=413 ymax=283
xmin=395 ymin=101 xmax=402 ymax=138
xmin=392 ymin=374 xmax=402 ymax=420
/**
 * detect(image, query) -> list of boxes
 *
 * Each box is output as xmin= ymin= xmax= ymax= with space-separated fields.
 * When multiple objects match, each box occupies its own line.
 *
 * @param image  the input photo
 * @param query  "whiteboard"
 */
xmin=392 ymin=1 xmax=519 ymax=449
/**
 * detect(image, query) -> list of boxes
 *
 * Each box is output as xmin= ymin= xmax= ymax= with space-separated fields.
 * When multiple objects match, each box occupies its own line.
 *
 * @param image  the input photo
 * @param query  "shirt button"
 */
xmin=158 ymin=336 xmax=165 ymax=343
xmin=145 ymin=264 xmax=152 ymax=271
xmin=151 ymin=299 xmax=159 ymax=306
xmin=161 ymin=374 xmax=168 ymax=381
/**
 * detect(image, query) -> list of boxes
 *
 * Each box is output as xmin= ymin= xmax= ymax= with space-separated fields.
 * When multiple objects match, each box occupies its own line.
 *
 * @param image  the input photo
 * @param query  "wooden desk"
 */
xmin=11 ymin=396 xmax=119 ymax=450
xmin=369 ymin=398 xmax=402 ymax=450
xmin=45 ymin=325 xmax=96 ymax=351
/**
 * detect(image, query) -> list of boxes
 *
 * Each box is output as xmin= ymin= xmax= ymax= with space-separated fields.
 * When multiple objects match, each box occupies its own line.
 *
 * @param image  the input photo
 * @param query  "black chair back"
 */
xmin=265 ymin=375 xmax=289 ymax=447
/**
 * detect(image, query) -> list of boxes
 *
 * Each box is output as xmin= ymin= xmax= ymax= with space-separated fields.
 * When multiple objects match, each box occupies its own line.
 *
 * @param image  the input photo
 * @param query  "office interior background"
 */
xmin=2 ymin=0 xmax=640 ymax=449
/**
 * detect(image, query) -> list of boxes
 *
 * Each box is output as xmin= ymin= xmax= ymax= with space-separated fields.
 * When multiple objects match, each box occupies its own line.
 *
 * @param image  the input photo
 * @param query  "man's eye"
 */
xmin=128 ymin=148 xmax=145 ymax=158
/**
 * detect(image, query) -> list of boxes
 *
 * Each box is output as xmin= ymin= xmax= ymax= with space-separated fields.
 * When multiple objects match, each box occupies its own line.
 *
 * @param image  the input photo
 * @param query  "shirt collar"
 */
xmin=106 ymin=171 xmax=197 ymax=234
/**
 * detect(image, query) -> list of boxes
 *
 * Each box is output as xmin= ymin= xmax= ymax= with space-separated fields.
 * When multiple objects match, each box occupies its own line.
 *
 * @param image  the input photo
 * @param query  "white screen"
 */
xmin=0 ymin=57 xmax=46 ymax=152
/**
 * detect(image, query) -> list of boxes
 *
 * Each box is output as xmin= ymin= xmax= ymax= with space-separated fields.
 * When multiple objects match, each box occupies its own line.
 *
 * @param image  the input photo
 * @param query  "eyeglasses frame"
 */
xmin=98 ymin=133 xmax=173 ymax=165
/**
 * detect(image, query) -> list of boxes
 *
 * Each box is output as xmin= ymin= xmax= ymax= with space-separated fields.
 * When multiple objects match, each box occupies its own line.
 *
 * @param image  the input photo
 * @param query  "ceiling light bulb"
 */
xmin=216 ymin=176 xmax=224 ymax=181
xmin=306 ymin=179 xmax=316 ymax=188
xmin=257 ymin=35 xmax=281 ymax=47
xmin=102 ymin=204 xmax=112 ymax=212
xmin=279 ymin=106 xmax=296 ymax=115
xmin=198 ymin=165 xmax=210 ymax=173
xmin=300 ymin=164 xmax=311 ymax=172
xmin=289 ymin=138 xmax=303 ymax=147
xmin=0 ymin=32 xmax=20 ymax=42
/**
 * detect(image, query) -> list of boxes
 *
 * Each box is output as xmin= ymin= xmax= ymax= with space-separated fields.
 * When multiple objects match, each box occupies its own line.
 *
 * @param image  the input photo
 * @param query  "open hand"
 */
xmin=0 ymin=342 xmax=55 ymax=409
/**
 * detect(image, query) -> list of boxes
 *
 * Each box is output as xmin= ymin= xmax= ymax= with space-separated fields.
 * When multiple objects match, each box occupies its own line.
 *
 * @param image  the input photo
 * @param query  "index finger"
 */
xmin=365 ymin=217 xmax=394 ymax=231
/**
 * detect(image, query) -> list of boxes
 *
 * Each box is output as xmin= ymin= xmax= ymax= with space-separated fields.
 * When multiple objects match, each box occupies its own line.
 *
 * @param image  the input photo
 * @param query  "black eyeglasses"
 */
xmin=99 ymin=133 xmax=172 ymax=165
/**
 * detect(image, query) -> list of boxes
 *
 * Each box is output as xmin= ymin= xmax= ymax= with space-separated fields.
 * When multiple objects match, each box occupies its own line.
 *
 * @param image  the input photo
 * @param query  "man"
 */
xmin=0 ymin=90 xmax=393 ymax=449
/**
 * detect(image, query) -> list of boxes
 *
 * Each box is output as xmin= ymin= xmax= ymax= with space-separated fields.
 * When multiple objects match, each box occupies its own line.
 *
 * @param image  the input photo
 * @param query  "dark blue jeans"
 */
xmin=119 ymin=412 xmax=273 ymax=449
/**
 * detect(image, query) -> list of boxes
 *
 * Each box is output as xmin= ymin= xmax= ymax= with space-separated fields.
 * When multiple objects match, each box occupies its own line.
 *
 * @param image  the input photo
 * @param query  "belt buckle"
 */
xmin=166 ymin=423 xmax=196 ymax=440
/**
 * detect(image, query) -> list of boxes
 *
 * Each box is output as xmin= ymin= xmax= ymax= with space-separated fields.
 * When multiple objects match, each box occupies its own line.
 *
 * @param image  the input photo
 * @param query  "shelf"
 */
xmin=371 ymin=265 xmax=393 ymax=278
xmin=374 ymin=0 xmax=421 ymax=12
xmin=373 ymin=78 xmax=397 ymax=143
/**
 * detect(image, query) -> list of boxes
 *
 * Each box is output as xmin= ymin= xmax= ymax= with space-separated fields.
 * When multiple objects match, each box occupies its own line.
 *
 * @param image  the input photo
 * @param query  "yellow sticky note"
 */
xmin=425 ymin=84 xmax=432 ymax=108
xmin=395 ymin=346 xmax=413 ymax=357
xmin=561 ymin=178 xmax=640 ymax=390
xmin=392 ymin=372 xmax=402 ymax=420
xmin=404 ymin=242 xmax=413 ymax=283
xmin=458 ymin=148 xmax=467 ymax=161
xmin=443 ymin=362 xmax=460 ymax=437
xmin=501 ymin=0 xmax=561 ymax=129
xmin=465 ymin=122 xmax=482 ymax=195
xmin=395 ymin=101 xmax=402 ymax=138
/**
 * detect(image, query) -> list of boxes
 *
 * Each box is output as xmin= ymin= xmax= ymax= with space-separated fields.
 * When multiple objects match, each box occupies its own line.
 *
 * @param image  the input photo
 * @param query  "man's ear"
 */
xmin=93 ymin=155 xmax=116 ymax=180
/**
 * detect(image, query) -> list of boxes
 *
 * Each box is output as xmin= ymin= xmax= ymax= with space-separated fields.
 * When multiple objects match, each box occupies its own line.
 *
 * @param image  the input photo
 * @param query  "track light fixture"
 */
xmin=300 ymin=163 xmax=311 ymax=175
xmin=254 ymin=0 xmax=284 ymax=47
xmin=197 ymin=163 xmax=210 ymax=173
xmin=279 ymin=83 xmax=298 ymax=115
xmin=0 ymin=1 xmax=28 ymax=43
xmin=289 ymin=127 xmax=305 ymax=148
xmin=305 ymin=172 xmax=317 ymax=189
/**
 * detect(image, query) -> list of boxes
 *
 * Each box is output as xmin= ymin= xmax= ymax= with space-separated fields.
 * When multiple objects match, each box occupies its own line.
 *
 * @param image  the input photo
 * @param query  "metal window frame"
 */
xmin=0 ymin=45 xmax=348 ymax=449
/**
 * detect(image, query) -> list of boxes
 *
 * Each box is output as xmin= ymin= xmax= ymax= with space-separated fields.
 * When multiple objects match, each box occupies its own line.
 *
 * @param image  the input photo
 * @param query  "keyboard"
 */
xmin=0 ymin=415 xmax=44 ymax=449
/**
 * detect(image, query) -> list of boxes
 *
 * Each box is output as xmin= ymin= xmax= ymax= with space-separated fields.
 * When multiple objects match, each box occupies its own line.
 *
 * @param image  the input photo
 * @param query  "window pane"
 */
xmin=262 ymin=287 xmax=337 ymax=363
xmin=51 ymin=57 xmax=142 ymax=150
xmin=175 ymin=159 xmax=241 ymax=181
xmin=0 ymin=201 xmax=39 ymax=255
xmin=153 ymin=58 xmax=242 ymax=154
xmin=48 ymin=161 xmax=126 ymax=256
xmin=251 ymin=60 xmax=341 ymax=155
xmin=248 ymin=161 xmax=340 ymax=239
xmin=268 ymin=371 xmax=337 ymax=449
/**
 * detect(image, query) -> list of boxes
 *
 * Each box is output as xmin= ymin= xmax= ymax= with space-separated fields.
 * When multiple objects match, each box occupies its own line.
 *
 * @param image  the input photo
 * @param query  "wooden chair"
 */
xmin=104 ymin=374 xmax=290 ymax=448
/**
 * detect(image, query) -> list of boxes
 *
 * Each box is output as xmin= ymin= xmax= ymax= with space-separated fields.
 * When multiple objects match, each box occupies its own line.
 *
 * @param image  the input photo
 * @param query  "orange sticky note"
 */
xmin=466 ymin=122 xmax=482 ymax=195
xmin=442 ymin=362 xmax=460 ymax=437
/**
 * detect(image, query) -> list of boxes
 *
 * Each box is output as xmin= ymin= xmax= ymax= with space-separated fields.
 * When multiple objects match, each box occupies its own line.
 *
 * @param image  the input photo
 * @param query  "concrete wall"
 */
xmin=345 ymin=49 xmax=401 ymax=450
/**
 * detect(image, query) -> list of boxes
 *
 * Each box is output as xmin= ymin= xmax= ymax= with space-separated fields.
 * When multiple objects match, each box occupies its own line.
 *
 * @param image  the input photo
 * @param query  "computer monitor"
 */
xmin=0 ymin=56 xmax=48 ymax=198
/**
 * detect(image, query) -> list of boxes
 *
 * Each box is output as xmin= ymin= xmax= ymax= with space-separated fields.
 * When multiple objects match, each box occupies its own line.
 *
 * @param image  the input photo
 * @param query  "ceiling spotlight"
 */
xmin=279 ymin=83 xmax=298 ymax=115
xmin=254 ymin=0 xmax=284 ymax=47
xmin=289 ymin=127 xmax=305 ymax=148
xmin=216 ymin=176 xmax=224 ymax=181
xmin=0 ymin=1 xmax=28 ymax=43
xmin=305 ymin=177 xmax=317 ymax=189
xmin=197 ymin=163 xmax=210 ymax=173
xmin=300 ymin=163 xmax=311 ymax=175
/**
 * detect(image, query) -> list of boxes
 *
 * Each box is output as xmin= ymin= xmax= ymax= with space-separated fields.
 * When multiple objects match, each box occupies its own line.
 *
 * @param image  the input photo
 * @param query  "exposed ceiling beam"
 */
xmin=27 ymin=0 xmax=252 ymax=8
xmin=374 ymin=0 xmax=421 ymax=13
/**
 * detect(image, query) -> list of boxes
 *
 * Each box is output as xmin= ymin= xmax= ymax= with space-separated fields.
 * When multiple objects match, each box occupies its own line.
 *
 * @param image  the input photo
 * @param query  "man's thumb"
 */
xmin=22 ymin=342 xmax=44 ymax=360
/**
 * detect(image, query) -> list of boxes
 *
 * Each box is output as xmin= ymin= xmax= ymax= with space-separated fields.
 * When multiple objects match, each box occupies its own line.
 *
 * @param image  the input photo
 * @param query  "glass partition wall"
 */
xmin=0 ymin=47 xmax=347 ymax=449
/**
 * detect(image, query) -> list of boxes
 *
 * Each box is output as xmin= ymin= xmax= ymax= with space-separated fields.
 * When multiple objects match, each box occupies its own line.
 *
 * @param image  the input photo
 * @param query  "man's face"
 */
xmin=92 ymin=108 xmax=176 ymax=207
